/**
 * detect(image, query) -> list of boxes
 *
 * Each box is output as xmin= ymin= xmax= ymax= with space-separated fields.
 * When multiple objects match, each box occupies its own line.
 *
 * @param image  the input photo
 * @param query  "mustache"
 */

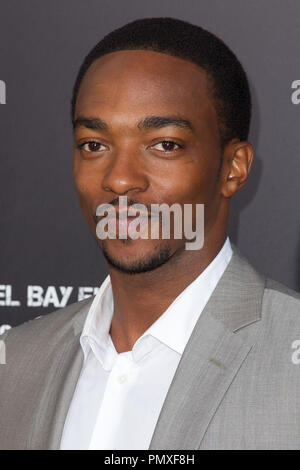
xmin=93 ymin=198 xmax=159 ymax=224
xmin=104 ymin=197 xmax=153 ymax=211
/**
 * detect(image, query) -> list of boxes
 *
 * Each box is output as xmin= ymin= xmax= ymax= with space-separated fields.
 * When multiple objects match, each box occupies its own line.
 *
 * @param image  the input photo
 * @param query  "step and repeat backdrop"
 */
xmin=1 ymin=0 xmax=300 ymax=333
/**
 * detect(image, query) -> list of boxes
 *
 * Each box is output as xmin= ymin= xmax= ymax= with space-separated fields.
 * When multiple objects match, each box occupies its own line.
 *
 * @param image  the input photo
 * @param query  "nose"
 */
xmin=101 ymin=148 xmax=149 ymax=196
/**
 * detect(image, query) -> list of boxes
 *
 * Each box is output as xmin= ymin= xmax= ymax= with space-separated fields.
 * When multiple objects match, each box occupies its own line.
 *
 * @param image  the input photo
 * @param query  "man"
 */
xmin=1 ymin=17 xmax=300 ymax=450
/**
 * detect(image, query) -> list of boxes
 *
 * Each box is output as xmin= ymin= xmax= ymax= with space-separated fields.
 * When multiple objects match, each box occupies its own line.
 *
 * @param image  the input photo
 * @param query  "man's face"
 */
xmin=73 ymin=50 xmax=224 ymax=273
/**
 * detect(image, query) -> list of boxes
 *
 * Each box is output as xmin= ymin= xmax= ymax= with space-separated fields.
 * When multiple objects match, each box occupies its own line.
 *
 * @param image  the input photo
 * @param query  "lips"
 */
xmin=94 ymin=205 xmax=160 ymax=239
xmin=115 ymin=215 xmax=140 ymax=233
xmin=115 ymin=210 xmax=149 ymax=218
xmin=95 ymin=210 xmax=151 ymax=222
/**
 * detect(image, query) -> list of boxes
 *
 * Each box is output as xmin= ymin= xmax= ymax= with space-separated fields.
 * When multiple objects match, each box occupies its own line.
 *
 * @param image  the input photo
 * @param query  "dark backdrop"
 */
xmin=1 ymin=0 xmax=300 ymax=329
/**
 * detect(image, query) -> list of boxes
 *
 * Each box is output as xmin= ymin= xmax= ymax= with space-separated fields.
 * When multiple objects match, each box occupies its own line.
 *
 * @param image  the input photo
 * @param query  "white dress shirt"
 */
xmin=60 ymin=237 xmax=232 ymax=450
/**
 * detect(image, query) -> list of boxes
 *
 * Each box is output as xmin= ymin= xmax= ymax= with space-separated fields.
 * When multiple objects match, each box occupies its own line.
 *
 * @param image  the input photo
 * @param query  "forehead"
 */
xmin=75 ymin=49 xmax=216 ymax=126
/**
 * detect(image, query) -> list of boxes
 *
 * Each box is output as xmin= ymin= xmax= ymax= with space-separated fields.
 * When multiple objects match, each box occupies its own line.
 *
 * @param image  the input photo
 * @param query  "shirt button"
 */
xmin=118 ymin=374 xmax=127 ymax=384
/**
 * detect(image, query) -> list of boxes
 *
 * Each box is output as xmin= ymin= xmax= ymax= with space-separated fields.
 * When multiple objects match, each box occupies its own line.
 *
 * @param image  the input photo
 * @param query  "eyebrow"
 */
xmin=73 ymin=115 xmax=195 ymax=133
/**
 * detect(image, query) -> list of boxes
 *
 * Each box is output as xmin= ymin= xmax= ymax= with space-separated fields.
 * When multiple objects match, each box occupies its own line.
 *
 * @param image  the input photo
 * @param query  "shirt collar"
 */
xmin=80 ymin=237 xmax=232 ymax=366
xmin=80 ymin=275 xmax=114 ymax=364
xmin=133 ymin=236 xmax=232 ymax=356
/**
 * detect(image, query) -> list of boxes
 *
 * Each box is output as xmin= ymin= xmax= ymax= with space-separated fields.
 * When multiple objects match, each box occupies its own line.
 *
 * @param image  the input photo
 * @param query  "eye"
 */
xmin=151 ymin=140 xmax=183 ymax=153
xmin=77 ymin=141 xmax=106 ymax=153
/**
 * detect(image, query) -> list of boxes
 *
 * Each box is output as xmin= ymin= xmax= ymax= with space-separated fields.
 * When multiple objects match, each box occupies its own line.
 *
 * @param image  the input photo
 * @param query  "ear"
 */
xmin=221 ymin=140 xmax=254 ymax=198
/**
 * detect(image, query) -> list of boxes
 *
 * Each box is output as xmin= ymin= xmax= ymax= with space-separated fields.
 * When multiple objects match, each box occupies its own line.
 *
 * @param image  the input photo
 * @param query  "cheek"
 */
xmin=152 ymin=162 xmax=217 ymax=206
xmin=73 ymin=160 xmax=100 ymax=223
xmin=151 ymin=139 xmax=220 ymax=205
xmin=73 ymin=156 xmax=100 ymax=200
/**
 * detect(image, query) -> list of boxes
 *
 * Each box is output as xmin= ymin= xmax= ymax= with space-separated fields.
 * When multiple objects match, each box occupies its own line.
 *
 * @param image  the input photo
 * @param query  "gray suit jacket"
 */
xmin=1 ymin=245 xmax=300 ymax=450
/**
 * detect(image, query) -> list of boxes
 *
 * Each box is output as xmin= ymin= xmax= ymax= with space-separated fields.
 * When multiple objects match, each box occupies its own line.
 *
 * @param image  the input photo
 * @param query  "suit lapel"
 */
xmin=27 ymin=301 xmax=91 ymax=450
xmin=149 ymin=246 xmax=266 ymax=450
xmin=46 ymin=338 xmax=84 ymax=450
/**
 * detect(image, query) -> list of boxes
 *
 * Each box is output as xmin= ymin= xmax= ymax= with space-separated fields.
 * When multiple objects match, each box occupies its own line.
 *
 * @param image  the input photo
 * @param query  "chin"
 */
xmin=99 ymin=238 xmax=173 ymax=275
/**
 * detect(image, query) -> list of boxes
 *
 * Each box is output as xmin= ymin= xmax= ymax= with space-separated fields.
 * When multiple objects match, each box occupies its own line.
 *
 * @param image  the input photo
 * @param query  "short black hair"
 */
xmin=71 ymin=17 xmax=251 ymax=147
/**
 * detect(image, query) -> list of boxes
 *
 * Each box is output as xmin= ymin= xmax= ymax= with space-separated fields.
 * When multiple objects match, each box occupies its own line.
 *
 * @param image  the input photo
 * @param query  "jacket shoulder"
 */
xmin=265 ymin=277 xmax=300 ymax=304
xmin=262 ymin=277 xmax=300 ymax=325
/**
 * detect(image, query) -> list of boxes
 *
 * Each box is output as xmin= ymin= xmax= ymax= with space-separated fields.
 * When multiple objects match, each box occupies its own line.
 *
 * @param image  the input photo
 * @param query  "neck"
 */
xmin=108 ymin=230 xmax=228 ymax=353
